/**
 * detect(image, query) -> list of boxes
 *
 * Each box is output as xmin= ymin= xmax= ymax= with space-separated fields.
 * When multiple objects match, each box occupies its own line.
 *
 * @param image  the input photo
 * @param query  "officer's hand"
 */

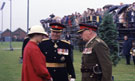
xmin=70 ymin=78 xmax=75 ymax=81
xmin=50 ymin=78 xmax=53 ymax=81
xmin=47 ymin=78 xmax=53 ymax=81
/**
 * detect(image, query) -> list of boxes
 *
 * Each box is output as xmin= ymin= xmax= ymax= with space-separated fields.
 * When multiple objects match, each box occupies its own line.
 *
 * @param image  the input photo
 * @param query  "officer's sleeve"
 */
xmin=94 ymin=42 xmax=112 ymax=81
xmin=30 ymin=48 xmax=51 ymax=80
xmin=66 ymin=47 xmax=76 ymax=78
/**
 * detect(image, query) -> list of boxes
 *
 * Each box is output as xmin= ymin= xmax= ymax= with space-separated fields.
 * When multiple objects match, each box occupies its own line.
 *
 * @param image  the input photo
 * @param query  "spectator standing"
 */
xmin=122 ymin=35 xmax=132 ymax=65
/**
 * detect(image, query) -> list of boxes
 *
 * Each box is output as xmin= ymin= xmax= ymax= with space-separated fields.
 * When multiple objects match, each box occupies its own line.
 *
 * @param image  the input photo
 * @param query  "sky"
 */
xmin=0 ymin=0 xmax=135 ymax=32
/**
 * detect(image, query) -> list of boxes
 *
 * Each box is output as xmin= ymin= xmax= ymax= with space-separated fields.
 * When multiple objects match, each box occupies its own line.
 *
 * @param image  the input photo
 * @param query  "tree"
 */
xmin=98 ymin=12 xmax=120 ymax=66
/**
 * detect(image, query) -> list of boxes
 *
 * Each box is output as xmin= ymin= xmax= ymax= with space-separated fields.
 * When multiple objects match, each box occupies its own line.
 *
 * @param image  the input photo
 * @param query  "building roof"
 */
xmin=13 ymin=28 xmax=26 ymax=34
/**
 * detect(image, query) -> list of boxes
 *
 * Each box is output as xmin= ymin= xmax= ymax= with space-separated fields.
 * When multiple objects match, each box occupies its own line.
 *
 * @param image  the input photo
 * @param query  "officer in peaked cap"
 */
xmin=78 ymin=23 xmax=97 ymax=33
xmin=39 ymin=22 xmax=76 ymax=81
xmin=50 ymin=22 xmax=66 ymax=32
xmin=78 ymin=23 xmax=112 ymax=81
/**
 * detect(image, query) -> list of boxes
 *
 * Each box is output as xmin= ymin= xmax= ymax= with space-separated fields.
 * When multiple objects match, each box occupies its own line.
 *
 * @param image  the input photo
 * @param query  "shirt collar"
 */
xmin=51 ymin=39 xmax=60 ymax=43
xmin=85 ymin=35 xmax=97 ymax=47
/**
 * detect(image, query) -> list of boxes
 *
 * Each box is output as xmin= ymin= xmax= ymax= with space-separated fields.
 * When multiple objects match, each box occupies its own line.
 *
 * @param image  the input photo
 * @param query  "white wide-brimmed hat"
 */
xmin=28 ymin=25 xmax=48 ymax=36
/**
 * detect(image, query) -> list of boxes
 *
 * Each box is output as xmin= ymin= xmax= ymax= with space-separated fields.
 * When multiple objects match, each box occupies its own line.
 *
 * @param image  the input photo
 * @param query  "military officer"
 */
xmin=21 ymin=36 xmax=30 ymax=59
xmin=19 ymin=36 xmax=30 ymax=63
xmin=78 ymin=23 xmax=112 ymax=81
xmin=39 ymin=22 xmax=76 ymax=81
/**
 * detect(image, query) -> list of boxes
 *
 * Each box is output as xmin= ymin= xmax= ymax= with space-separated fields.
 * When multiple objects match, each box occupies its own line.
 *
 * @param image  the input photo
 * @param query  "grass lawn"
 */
xmin=0 ymin=42 xmax=135 ymax=81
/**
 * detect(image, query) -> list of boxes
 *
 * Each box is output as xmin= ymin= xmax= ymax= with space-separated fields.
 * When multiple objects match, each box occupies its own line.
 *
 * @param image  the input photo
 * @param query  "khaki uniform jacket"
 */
xmin=81 ymin=36 xmax=112 ymax=81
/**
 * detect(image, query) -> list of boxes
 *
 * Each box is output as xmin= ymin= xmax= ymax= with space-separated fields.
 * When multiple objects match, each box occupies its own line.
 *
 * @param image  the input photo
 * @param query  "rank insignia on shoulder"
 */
xmin=95 ymin=38 xmax=101 ymax=42
xmin=61 ymin=40 xmax=71 ymax=44
xmin=42 ymin=38 xmax=49 ymax=41
xmin=24 ymin=36 xmax=29 ymax=39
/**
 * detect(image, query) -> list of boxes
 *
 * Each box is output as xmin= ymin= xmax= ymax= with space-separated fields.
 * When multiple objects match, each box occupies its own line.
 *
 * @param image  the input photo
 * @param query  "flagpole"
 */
xmin=27 ymin=0 xmax=29 ymax=33
xmin=9 ymin=0 xmax=13 ymax=51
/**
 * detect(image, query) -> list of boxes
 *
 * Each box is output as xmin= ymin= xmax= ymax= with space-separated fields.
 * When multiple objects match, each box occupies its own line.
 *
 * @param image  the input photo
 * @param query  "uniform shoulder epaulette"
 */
xmin=42 ymin=38 xmax=49 ymax=41
xmin=95 ymin=37 xmax=108 ymax=47
xmin=95 ymin=38 xmax=101 ymax=43
xmin=61 ymin=40 xmax=71 ymax=44
xmin=24 ymin=36 xmax=29 ymax=39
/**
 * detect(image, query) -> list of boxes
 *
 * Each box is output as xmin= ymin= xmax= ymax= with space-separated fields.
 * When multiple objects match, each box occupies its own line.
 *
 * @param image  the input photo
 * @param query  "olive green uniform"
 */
xmin=81 ymin=36 xmax=112 ymax=81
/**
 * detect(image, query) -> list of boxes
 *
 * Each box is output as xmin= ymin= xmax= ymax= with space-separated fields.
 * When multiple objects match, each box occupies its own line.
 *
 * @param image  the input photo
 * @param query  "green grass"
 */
xmin=112 ymin=59 xmax=135 ymax=81
xmin=0 ymin=42 xmax=22 ymax=49
xmin=0 ymin=42 xmax=22 ymax=81
xmin=0 ymin=42 xmax=135 ymax=81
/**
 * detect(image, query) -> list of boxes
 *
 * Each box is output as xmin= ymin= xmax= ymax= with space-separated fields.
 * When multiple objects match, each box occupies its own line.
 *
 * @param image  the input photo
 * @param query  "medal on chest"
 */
xmin=83 ymin=47 xmax=92 ymax=54
xmin=54 ymin=43 xmax=58 ymax=48
xmin=57 ymin=48 xmax=69 ymax=55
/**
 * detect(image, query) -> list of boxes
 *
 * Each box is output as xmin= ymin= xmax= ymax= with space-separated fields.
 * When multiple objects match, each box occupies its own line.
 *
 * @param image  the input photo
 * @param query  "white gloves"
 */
xmin=70 ymin=78 xmax=75 ymax=81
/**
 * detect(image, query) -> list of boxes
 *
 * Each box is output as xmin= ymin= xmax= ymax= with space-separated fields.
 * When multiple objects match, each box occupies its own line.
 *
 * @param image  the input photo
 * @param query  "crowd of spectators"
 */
xmin=60 ymin=8 xmax=104 ymax=27
xmin=41 ymin=7 xmax=109 ymax=28
xmin=49 ymin=8 xmax=106 ymax=27
xmin=114 ymin=2 xmax=135 ymax=28
xmin=41 ymin=2 xmax=135 ymax=29
xmin=125 ymin=2 xmax=135 ymax=28
xmin=40 ymin=2 xmax=135 ymax=51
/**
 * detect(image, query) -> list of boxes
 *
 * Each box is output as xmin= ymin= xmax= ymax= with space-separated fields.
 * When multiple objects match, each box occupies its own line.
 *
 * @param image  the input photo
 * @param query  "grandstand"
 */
xmin=40 ymin=2 xmax=135 ymax=51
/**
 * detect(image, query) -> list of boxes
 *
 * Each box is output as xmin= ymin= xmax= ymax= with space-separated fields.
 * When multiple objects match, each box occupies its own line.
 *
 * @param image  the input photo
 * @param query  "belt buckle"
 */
xmin=93 ymin=64 xmax=102 ymax=74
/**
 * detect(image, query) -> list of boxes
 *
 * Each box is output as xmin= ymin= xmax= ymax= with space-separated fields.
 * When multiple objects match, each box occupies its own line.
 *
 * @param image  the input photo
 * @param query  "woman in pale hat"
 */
xmin=21 ymin=25 xmax=52 ymax=81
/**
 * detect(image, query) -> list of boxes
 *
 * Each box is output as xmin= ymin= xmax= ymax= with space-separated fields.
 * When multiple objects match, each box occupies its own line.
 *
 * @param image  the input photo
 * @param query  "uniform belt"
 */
xmin=46 ymin=63 xmax=66 ymax=67
xmin=81 ymin=68 xmax=93 ymax=73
